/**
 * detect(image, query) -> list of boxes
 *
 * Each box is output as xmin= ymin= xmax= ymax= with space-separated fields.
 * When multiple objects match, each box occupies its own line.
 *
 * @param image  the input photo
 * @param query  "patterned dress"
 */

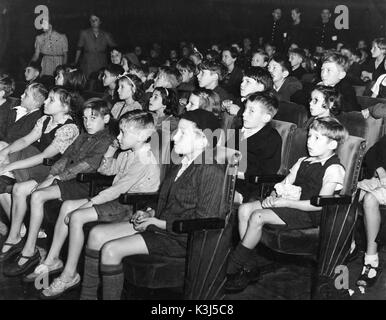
xmin=35 ymin=31 xmax=68 ymax=76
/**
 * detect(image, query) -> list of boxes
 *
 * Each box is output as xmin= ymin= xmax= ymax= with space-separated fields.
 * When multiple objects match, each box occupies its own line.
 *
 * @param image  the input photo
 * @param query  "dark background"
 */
xmin=0 ymin=0 xmax=385 ymax=78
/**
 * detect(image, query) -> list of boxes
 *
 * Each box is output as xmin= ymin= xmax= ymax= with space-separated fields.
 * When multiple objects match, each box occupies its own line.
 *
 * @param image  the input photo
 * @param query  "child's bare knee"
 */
xmin=12 ymin=183 xmax=26 ymax=197
xmin=101 ymin=242 xmax=119 ymax=263
xmin=363 ymin=192 xmax=379 ymax=207
xmin=31 ymin=190 xmax=44 ymax=204
xmin=88 ymin=227 xmax=105 ymax=250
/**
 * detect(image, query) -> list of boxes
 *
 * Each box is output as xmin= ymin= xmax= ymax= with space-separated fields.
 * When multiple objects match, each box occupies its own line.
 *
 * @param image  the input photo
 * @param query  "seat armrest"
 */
xmin=246 ymin=174 xmax=285 ymax=184
xmin=119 ymin=192 xmax=159 ymax=205
xmin=43 ymin=158 xmax=56 ymax=166
xmin=172 ymin=218 xmax=225 ymax=234
xmin=311 ymin=195 xmax=352 ymax=207
xmin=76 ymin=173 xmax=114 ymax=185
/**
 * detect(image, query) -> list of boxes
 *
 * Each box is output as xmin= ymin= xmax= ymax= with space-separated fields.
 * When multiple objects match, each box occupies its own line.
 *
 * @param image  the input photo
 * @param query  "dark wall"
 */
xmin=0 ymin=0 xmax=385 ymax=77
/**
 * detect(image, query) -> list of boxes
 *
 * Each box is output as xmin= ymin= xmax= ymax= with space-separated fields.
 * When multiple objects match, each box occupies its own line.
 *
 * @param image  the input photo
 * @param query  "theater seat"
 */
xmin=121 ymin=147 xmax=241 ymax=300
xmin=260 ymin=135 xmax=366 ymax=299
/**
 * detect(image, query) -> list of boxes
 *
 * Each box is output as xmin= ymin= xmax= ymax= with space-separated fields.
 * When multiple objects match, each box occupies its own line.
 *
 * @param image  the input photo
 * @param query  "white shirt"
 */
xmin=240 ymin=127 xmax=260 ymax=140
xmin=175 ymin=151 xmax=203 ymax=181
xmin=13 ymin=107 xmax=40 ymax=122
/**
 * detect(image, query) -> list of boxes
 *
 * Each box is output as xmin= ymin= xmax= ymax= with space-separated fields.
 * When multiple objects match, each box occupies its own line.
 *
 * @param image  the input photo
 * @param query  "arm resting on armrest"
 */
xmin=172 ymin=218 xmax=225 ymax=234
xmin=76 ymin=172 xmax=115 ymax=185
xmin=310 ymin=195 xmax=352 ymax=207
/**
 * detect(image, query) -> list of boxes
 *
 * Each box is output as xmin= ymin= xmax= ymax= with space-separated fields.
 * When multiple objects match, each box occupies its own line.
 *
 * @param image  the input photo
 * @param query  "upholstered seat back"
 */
xmin=271 ymin=120 xmax=297 ymax=175
xmin=336 ymin=112 xmax=382 ymax=152
xmin=275 ymin=101 xmax=309 ymax=128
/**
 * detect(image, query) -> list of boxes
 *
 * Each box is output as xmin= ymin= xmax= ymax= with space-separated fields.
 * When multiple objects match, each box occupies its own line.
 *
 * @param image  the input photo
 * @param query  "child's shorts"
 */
xmin=271 ymin=207 xmax=322 ymax=230
xmin=57 ymin=179 xmax=90 ymax=201
xmin=140 ymin=227 xmax=187 ymax=258
xmin=93 ymin=199 xmax=133 ymax=223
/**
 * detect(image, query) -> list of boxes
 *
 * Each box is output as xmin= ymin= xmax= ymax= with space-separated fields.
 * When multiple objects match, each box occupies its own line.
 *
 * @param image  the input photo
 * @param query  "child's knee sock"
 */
xmin=227 ymin=242 xmax=258 ymax=274
xmin=101 ymin=263 xmax=124 ymax=300
xmin=80 ymin=248 xmax=100 ymax=300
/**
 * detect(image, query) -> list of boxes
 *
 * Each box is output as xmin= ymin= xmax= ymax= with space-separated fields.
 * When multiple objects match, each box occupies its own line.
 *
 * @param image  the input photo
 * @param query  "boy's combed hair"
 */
xmin=105 ymin=64 xmax=125 ymax=77
xmin=244 ymin=67 xmax=273 ymax=90
xmin=83 ymin=97 xmax=111 ymax=117
xmin=197 ymin=60 xmax=227 ymax=81
xmin=0 ymin=76 xmax=15 ymax=97
xmin=119 ymin=109 xmax=155 ymax=136
xmin=309 ymin=116 xmax=348 ymax=146
xmin=246 ymin=90 xmax=279 ymax=117
xmin=28 ymin=82 xmax=48 ymax=105
xmin=322 ymin=52 xmax=350 ymax=72
xmin=176 ymin=58 xmax=196 ymax=74
xmin=270 ymin=53 xmax=291 ymax=73
xmin=373 ymin=37 xmax=386 ymax=52
xmin=312 ymin=85 xmax=342 ymax=116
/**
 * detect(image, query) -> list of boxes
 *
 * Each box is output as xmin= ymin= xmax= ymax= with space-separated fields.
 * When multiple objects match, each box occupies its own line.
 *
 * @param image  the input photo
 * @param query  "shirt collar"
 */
xmin=306 ymin=153 xmax=336 ymax=165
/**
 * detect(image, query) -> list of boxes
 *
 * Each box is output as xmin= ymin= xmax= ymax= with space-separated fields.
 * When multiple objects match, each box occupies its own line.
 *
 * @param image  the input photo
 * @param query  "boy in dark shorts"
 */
xmin=0 ymin=98 xmax=113 ymax=274
xmin=225 ymin=116 xmax=347 ymax=293
xmin=78 ymin=109 xmax=224 ymax=300
xmin=38 ymin=110 xmax=160 ymax=299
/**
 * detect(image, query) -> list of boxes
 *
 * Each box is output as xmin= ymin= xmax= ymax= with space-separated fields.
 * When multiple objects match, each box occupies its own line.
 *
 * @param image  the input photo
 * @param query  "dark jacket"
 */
xmin=334 ymin=77 xmax=363 ymax=111
xmin=0 ymin=98 xmax=19 ymax=140
xmin=276 ymin=76 xmax=303 ymax=102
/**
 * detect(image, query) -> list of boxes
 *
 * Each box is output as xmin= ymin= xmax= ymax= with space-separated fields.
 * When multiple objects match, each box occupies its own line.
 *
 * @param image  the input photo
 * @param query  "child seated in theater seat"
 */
xmin=222 ymin=66 xmax=273 ymax=129
xmin=319 ymin=52 xmax=363 ymax=114
xmin=0 ymin=87 xmax=79 ymax=206
xmin=231 ymin=91 xmax=282 ymax=203
xmin=37 ymin=110 xmax=160 ymax=299
xmin=0 ymin=98 xmax=113 ymax=276
xmin=303 ymin=85 xmax=341 ymax=127
xmin=268 ymin=53 xmax=303 ymax=102
xmin=251 ymin=49 xmax=269 ymax=68
xmin=79 ymin=109 xmax=224 ymax=300
xmin=225 ymin=117 xmax=347 ymax=293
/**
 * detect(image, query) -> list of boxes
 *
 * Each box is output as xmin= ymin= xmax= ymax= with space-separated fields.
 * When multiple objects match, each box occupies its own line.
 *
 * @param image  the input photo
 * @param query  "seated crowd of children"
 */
xmin=1 ymin=10 xmax=386 ymax=299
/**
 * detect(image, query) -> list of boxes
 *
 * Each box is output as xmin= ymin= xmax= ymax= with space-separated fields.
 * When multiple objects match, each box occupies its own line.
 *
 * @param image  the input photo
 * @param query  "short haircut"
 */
xmin=153 ymin=87 xmax=179 ymax=117
xmin=119 ymin=109 xmax=155 ymax=139
xmin=105 ymin=64 xmax=125 ymax=77
xmin=292 ymin=7 xmax=301 ymax=14
xmin=246 ymin=90 xmax=279 ymax=117
xmin=270 ymin=53 xmax=291 ymax=73
xmin=309 ymin=116 xmax=348 ymax=146
xmin=197 ymin=60 xmax=227 ymax=81
xmin=157 ymin=66 xmax=182 ymax=88
xmin=176 ymin=58 xmax=196 ymax=74
xmin=83 ymin=97 xmax=111 ymax=117
xmin=0 ymin=76 xmax=15 ymax=97
xmin=222 ymin=46 xmax=239 ymax=59
xmin=322 ymin=52 xmax=349 ymax=72
xmin=28 ymin=82 xmax=48 ymax=105
xmin=312 ymin=85 xmax=342 ymax=116
xmin=27 ymin=61 xmax=42 ymax=74
xmin=289 ymin=48 xmax=305 ymax=61
xmin=244 ymin=67 xmax=273 ymax=90
xmin=251 ymin=49 xmax=269 ymax=63
xmin=373 ymin=37 xmax=386 ymax=52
